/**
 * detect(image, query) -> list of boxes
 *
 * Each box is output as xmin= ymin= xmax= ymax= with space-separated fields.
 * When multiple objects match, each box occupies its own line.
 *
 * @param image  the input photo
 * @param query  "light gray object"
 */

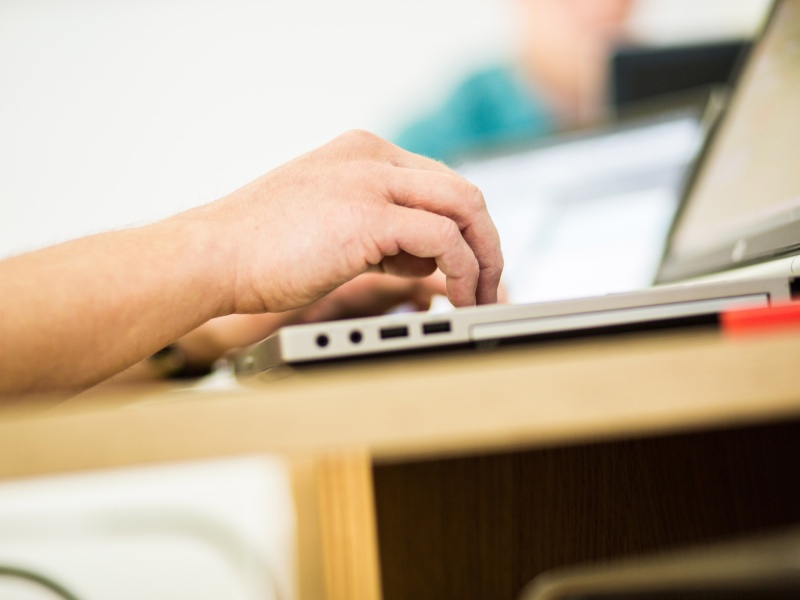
xmin=232 ymin=276 xmax=793 ymax=375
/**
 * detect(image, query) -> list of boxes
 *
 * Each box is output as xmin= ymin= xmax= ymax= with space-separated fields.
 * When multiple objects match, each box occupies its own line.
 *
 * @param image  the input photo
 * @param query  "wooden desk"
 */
xmin=2 ymin=329 xmax=800 ymax=600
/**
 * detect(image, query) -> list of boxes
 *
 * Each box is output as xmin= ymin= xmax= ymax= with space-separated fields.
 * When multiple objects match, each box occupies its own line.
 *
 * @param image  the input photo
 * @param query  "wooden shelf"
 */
xmin=3 ymin=328 xmax=800 ymax=600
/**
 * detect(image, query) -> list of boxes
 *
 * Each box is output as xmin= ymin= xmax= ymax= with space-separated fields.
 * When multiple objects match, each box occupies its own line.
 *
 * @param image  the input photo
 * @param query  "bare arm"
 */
xmin=0 ymin=212 xmax=232 ymax=394
xmin=0 ymin=130 xmax=503 ymax=396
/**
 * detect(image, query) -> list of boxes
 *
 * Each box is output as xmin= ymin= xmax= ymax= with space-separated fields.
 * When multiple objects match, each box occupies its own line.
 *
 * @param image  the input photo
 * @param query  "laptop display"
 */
xmin=658 ymin=0 xmax=800 ymax=283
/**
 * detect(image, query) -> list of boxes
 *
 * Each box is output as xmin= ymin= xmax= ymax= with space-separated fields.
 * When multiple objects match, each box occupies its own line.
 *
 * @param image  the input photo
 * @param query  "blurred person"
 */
xmin=394 ymin=0 xmax=634 ymax=164
xmin=0 ymin=130 xmax=503 ymax=397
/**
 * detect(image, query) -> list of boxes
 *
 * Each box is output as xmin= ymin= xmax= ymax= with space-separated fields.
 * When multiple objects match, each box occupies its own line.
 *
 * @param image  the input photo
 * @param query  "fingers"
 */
xmin=375 ymin=252 xmax=438 ymax=278
xmin=383 ymin=166 xmax=503 ymax=305
xmin=214 ymin=130 xmax=502 ymax=317
xmin=379 ymin=205 xmax=479 ymax=307
xmin=326 ymin=132 xmax=502 ymax=304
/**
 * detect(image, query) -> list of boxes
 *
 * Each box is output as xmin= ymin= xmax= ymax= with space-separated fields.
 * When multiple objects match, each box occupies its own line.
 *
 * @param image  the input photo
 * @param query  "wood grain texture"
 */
xmin=2 ymin=330 xmax=800 ymax=600
xmin=290 ymin=457 xmax=327 ymax=600
xmin=2 ymin=331 xmax=800 ymax=480
xmin=373 ymin=419 xmax=800 ymax=600
xmin=316 ymin=452 xmax=382 ymax=600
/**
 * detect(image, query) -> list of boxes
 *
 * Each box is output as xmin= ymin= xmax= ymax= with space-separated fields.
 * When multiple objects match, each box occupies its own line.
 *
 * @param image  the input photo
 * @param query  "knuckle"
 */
xmin=437 ymin=217 xmax=461 ymax=242
xmin=470 ymin=187 xmax=487 ymax=212
xmin=341 ymin=128 xmax=381 ymax=147
xmin=461 ymin=181 xmax=486 ymax=213
xmin=333 ymin=130 xmax=394 ymax=165
xmin=482 ymin=262 xmax=504 ymax=280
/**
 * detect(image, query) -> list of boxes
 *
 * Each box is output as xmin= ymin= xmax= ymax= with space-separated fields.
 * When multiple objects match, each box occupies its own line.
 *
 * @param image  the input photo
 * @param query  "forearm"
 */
xmin=0 ymin=207 xmax=232 ymax=396
xmin=0 ymin=130 xmax=503 ymax=396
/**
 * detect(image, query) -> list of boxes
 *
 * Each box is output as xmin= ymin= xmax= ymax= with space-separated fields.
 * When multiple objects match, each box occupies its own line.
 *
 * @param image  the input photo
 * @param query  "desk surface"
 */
xmin=3 ymin=328 xmax=800 ymax=600
xmin=2 ymin=328 xmax=800 ymax=479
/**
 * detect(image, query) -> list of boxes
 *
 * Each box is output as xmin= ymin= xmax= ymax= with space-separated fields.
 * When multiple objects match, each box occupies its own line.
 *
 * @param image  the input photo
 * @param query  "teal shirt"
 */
xmin=393 ymin=66 xmax=556 ymax=165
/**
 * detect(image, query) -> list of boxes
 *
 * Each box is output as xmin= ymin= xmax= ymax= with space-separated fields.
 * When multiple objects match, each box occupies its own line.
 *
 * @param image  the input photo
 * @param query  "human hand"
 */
xmin=198 ymin=130 xmax=503 ymax=314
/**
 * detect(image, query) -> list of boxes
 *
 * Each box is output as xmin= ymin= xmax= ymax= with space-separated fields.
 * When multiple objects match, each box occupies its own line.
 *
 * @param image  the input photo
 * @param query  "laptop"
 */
xmin=232 ymin=0 xmax=800 ymax=375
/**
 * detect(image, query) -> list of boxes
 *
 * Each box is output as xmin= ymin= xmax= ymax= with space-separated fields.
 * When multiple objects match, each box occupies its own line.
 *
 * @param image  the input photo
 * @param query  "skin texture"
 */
xmin=0 ymin=131 xmax=503 ymax=396
xmin=515 ymin=0 xmax=634 ymax=125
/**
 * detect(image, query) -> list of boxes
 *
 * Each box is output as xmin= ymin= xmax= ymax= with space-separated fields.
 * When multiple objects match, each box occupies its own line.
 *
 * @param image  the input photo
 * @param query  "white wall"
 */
xmin=0 ymin=0 xmax=512 ymax=257
xmin=0 ymin=0 xmax=770 ymax=258
xmin=631 ymin=0 xmax=772 ymax=43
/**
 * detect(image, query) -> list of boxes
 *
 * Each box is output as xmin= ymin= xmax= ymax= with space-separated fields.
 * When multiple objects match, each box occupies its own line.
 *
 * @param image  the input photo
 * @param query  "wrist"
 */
xmin=160 ymin=205 xmax=239 ymax=319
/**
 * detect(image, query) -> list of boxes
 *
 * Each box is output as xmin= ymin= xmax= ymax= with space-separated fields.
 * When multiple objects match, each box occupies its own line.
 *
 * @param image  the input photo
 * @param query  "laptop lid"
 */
xmin=656 ymin=0 xmax=800 ymax=284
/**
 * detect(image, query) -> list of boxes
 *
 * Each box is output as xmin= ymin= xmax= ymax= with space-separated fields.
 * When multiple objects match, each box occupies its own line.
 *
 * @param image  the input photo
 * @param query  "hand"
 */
xmin=199 ymin=130 xmax=503 ymax=314
xmin=0 ymin=131 xmax=502 ymax=395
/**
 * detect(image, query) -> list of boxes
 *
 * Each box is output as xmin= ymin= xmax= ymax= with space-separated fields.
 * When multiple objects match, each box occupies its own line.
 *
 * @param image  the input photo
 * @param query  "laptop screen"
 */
xmin=657 ymin=0 xmax=800 ymax=283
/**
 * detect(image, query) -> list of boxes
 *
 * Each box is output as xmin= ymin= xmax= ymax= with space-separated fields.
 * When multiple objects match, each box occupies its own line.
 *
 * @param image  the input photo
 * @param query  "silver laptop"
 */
xmin=232 ymin=0 xmax=799 ymax=375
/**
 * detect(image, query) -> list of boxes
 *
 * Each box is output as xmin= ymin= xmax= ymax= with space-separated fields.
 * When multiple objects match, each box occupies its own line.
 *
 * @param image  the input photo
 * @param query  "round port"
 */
xmin=315 ymin=334 xmax=330 ymax=348
xmin=349 ymin=330 xmax=363 ymax=344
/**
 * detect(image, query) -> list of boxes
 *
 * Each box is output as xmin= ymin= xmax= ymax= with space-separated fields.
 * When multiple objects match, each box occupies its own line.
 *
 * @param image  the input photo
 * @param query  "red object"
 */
xmin=721 ymin=302 xmax=800 ymax=336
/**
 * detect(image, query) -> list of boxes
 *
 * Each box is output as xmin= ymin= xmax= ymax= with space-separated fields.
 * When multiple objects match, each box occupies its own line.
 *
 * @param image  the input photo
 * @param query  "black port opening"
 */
xmin=422 ymin=321 xmax=452 ymax=335
xmin=791 ymin=277 xmax=800 ymax=298
xmin=315 ymin=334 xmax=330 ymax=348
xmin=380 ymin=326 xmax=409 ymax=340
xmin=349 ymin=330 xmax=363 ymax=344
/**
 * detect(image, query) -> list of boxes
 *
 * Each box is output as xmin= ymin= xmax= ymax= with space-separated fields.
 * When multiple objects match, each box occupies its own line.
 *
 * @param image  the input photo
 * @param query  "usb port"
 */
xmin=422 ymin=321 xmax=452 ymax=335
xmin=380 ymin=326 xmax=409 ymax=339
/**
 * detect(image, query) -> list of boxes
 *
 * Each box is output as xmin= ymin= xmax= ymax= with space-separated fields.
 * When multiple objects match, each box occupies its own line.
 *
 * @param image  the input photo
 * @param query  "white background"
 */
xmin=0 ymin=0 xmax=770 ymax=258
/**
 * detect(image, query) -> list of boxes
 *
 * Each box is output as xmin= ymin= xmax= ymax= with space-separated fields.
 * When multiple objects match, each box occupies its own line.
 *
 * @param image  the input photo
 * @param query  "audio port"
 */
xmin=349 ymin=330 xmax=363 ymax=344
xmin=316 ymin=334 xmax=330 ymax=348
